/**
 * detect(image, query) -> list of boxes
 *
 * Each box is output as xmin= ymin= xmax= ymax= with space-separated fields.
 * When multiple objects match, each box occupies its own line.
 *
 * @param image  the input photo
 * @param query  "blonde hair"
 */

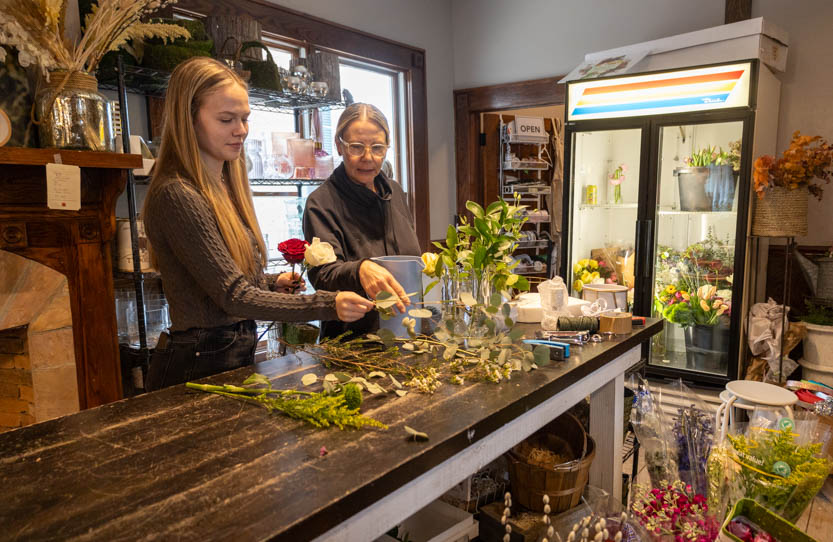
xmin=335 ymin=103 xmax=390 ymax=144
xmin=145 ymin=57 xmax=267 ymax=277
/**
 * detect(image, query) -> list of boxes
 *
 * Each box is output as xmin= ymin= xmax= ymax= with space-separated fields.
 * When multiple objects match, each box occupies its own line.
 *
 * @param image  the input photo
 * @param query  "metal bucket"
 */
xmin=675 ymin=166 xmax=737 ymax=212
xmin=371 ymin=255 xmax=424 ymax=337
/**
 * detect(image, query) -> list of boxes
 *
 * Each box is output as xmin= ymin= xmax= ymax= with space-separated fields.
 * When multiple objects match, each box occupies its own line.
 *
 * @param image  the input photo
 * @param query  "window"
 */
xmin=250 ymin=51 xmax=411 ymax=275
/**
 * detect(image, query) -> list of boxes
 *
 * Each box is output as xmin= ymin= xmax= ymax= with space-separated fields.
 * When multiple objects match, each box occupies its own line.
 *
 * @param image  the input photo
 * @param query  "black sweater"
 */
xmin=303 ymin=164 xmax=421 ymax=338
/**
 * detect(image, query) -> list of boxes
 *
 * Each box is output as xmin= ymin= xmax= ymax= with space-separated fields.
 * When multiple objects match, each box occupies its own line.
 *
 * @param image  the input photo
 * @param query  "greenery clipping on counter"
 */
xmin=296 ymin=291 xmax=552 ymax=393
xmin=801 ymin=301 xmax=833 ymax=326
xmin=186 ymin=374 xmax=386 ymax=430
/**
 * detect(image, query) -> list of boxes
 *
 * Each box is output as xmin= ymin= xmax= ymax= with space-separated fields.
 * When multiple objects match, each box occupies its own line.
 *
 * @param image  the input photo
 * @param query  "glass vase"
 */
xmin=37 ymin=70 xmax=115 ymax=151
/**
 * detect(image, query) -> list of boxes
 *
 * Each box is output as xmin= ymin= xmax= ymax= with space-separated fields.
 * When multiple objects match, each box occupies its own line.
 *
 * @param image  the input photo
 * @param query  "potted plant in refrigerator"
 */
xmin=657 ymin=284 xmax=731 ymax=371
xmin=752 ymin=131 xmax=833 ymax=237
xmin=674 ymin=145 xmax=738 ymax=212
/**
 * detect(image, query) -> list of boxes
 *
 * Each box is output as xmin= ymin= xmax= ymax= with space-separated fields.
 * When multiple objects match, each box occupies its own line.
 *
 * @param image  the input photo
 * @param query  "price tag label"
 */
xmin=46 ymin=163 xmax=81 ymax=210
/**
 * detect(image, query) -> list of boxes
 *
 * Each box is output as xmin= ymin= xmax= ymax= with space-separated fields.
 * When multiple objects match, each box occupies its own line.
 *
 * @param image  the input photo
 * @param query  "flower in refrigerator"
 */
xmin=608 ymin=163 xmax=626 ymax=204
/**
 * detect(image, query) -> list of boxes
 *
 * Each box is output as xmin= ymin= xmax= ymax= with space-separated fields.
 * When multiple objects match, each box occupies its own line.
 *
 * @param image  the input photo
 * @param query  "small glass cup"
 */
xmin=310 ymin=81 xmax=329 ymax=97
xmin=286 ymin=75 xmax=302 ymax=94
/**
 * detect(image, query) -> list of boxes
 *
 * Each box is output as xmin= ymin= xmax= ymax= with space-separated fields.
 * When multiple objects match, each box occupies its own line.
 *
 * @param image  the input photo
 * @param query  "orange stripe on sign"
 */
xmin=582 ymin=70 xmax=745 ymax=95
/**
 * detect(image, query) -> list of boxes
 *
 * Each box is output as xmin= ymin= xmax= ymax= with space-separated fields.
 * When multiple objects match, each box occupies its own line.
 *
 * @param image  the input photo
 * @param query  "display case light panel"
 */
xmin=567 ymin=62 xmax=753 ymax=121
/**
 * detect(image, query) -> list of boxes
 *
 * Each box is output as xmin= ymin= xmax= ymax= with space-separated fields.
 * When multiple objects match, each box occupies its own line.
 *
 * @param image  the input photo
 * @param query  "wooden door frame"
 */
xmin=454 ymin=76 xmax=565 ymax=216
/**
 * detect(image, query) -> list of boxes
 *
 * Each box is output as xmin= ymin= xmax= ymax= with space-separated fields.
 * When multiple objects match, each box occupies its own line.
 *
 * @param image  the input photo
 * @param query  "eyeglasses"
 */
xmin=339 ymin=137 xmax=389 ymax=158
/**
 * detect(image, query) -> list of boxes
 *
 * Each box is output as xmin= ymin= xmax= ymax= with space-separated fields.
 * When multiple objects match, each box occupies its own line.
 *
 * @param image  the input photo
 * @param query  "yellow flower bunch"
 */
xmin=572 ymin=258 xmax=602 ymax=293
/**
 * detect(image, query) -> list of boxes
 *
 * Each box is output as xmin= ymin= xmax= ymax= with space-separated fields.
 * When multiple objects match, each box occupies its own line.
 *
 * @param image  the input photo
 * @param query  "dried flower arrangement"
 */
xmin=753 ymin=131 xmax=833 ymax=200
xmin=0 ymin=0 xmax=189 ymax=78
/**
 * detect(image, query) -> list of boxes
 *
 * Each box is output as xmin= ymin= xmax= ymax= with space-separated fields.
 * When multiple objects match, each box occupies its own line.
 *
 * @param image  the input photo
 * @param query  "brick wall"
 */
xmin=0 ymin=326 xmax=35 ymax=432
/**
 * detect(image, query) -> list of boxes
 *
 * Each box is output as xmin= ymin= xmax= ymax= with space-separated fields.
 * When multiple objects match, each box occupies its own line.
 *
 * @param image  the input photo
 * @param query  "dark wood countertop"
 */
xmin=0 ymin=320 xmax=661 ymax=541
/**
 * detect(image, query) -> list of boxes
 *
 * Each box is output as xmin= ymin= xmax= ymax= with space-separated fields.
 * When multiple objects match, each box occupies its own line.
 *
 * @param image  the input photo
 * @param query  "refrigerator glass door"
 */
xmin=568 ymin=129 xmax=642 ymax=307
xmin=649 ymin=121 xmax=744 ymax=377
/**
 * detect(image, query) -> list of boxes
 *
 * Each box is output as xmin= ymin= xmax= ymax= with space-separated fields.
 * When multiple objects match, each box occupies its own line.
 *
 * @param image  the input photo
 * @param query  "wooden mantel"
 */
xmin=0 ymin=147 xmax=142 ymax=409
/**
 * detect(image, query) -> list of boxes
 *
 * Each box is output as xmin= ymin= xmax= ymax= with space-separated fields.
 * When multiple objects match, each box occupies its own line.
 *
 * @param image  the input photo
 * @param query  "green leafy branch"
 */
xmin=186 ymin=374 xmax=387 ymax=430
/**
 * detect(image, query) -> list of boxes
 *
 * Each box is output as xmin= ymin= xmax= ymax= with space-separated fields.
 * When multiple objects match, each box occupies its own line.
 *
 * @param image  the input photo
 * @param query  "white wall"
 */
xmin=451 ymin=0 xmax=833 ymax=245
xmin=751 ymin=0 xmax=833 ymax=246
xmin=266 ymin=0 xmax=456 ymax=240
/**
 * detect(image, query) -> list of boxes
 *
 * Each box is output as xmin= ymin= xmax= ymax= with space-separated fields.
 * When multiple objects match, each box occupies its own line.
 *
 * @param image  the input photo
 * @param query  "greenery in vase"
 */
xmin=0 ymin=0 xmax=189 ymax=78
xmin=454 ymin=194 xmax=531 ymax=297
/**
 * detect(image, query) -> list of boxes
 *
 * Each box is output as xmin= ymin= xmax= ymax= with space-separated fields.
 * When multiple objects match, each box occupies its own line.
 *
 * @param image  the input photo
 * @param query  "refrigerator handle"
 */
xmin=641 ymin=219 xmax=654 ymax=279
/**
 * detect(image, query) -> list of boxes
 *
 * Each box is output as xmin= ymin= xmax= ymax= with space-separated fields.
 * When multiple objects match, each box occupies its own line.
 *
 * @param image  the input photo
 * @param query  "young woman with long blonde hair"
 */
xmin=143 ymin=57 xmax=373 ymax=391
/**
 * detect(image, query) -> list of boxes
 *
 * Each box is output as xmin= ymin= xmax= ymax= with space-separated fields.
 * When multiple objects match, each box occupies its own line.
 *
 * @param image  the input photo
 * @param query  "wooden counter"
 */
xmin=0 ymin=320 xmax=662 ymax=541
xmin=0 ymin=147 xmax=142 ymax=408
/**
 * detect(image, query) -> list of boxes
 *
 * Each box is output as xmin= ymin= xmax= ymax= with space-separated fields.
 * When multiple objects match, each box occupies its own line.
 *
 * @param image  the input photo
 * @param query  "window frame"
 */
xmin=172 ymin=0 xmax=430 ymax=249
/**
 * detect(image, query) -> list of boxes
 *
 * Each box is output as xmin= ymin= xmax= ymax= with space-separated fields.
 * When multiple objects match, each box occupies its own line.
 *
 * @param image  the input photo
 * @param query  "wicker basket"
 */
xmin=751 ymin=186 xmax=808 ymax=237
xmin=506 ymin=413 xmax=596 ymax=513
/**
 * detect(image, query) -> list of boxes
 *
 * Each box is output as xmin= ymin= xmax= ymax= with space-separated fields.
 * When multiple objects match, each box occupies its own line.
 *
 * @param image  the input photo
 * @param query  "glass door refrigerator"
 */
xmin=560 ymin=60 xmax=781 ymax=385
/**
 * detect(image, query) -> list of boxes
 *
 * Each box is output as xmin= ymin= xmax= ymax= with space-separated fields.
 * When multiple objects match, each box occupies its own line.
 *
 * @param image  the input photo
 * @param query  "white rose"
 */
xmin=304 ymin=237 xmax=336 ymax=267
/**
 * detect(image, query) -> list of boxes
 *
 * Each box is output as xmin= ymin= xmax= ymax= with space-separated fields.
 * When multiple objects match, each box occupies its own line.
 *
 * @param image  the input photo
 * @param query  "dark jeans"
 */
xmin=145 ymin=320 xmax=257 ymax=392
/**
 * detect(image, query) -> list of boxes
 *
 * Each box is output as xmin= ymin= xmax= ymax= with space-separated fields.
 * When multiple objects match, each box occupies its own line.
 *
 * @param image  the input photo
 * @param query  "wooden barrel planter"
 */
xmin=506 ymin=413 xmax=596 ymax=513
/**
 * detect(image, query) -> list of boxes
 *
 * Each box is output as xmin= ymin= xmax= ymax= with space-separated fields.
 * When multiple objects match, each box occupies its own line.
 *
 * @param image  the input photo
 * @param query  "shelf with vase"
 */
xmin=578 ymin=203 xmax=638 ymax=210
xmin=249 ymin=177 xmax=327 ymax=186
xmin=98 ymin=65 xmax=346 ymax=113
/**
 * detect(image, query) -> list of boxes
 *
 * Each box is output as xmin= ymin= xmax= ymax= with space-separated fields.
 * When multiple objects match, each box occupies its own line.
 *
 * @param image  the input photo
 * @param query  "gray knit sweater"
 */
xmin=144 ymin=180 xmax=338 ymax=331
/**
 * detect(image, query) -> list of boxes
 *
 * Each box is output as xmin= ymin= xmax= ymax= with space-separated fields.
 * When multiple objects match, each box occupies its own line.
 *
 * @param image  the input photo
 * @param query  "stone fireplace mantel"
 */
xmin=0 ymin=147 xmax=142 ymax=409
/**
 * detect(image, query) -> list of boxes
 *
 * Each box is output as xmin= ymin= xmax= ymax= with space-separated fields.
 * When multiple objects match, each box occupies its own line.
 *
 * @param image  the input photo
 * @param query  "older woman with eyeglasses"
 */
xmin=303 ymin=103 xmax=421 ymax=339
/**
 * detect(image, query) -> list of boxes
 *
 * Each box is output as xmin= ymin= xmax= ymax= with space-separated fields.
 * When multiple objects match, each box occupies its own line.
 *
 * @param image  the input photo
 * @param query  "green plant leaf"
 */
xmin=365 ymin=334 xmax=382 ymax=341
xmin=502 ymin=303 xmax=511 ymax=317
xmin=506 ymin=274 xmax=519 ymax=286
xmin=368 ymin=371 xmax=386 ymax=379
xmin=474 ymin=246 xmax=487 ymax=269
xmin=508 ymin=327 xmax=524 ymax=341
xmin=460 ymin=291 xmax=477 ymax=307
xmin=402 ymin=342 xmax=415 ymax=351
xmin=423 ymin=280 xmax=439 ymax=297
xmin=443 ymin=345 xmax=458 ymax=360
xmin=484 ymin=318 xmax=496 ymax=333
xmin=485 ymin=200 xmax=503 ymax=216
xmin=324 ymin=373 xmax=338 ymax=382
xmin=446 ymin=224 xmax=459 ymax=247
xmin=485 ymin=305 xmax=499 ymax=314
xmin=515 ymin=276 xmax=530 ymax=291
xmin=490 ymin=292 xmax=503 ymax=307
xmin=405 ymin=425 xmax=429 ymax=441
xmin=408 ymin=308 xmax=434 ymax=318
xmin=301 ymin=373 xmax=318 ymax=386
xmin=504 ymin=316 xmax=514 ymax=328
xmin=498 ymin=348 xmax=509 ymax=365
xmin=375 ymin=290 xmax=399 ymax=309
xmin=389 ymin=374 xmax=403 ymax=389
xmin=466 ymin=200 xmax=485 ymax=219
xmin=377 ymin=328 xmax=396 ymax=343
xmin=334 ymin=372 xmax=352 ymax=383
xmin=474 ymin=217 xmax=492 ymax=239
xmin=533 ymin=345 xmax=550 ymax=364
xmin=243 ymin=373 xmax=270 ymax=386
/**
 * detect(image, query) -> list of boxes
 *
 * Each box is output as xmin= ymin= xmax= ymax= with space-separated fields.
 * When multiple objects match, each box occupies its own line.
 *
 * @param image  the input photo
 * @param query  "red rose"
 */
xmin=278 ymin=238 xmax=309 ymax=264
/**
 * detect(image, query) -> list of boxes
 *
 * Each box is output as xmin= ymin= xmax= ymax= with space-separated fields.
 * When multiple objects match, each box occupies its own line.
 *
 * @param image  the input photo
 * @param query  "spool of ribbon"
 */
xmin=599 ymin=311 xmax=632 ymax=334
